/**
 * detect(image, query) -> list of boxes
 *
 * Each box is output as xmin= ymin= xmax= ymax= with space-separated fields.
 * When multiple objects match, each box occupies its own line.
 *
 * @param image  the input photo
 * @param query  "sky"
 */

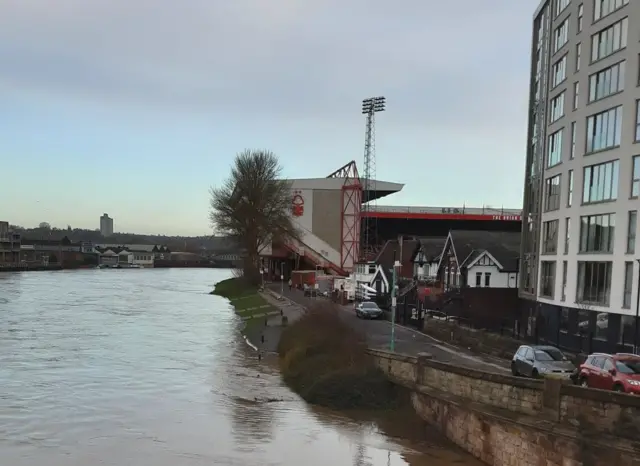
xmin=0 ymin=0 xmax=540 ymax=236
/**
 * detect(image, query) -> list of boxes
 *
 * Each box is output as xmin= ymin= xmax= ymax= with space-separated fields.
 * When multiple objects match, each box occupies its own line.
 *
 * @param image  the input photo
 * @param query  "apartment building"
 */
xmin=100 ymin=213 xmax=114 ymax=237
xmin=521 ymin=0 xmax=640 ymax=352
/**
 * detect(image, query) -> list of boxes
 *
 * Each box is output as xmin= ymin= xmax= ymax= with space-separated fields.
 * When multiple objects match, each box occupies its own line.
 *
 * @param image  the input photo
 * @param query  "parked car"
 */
xmin=511 ymin=345 xmax=575 ymax=379
xmin=355 ymin=301 xmax=384 ymax=319
xmin=577 ymin=353 xmax=640 ymax=394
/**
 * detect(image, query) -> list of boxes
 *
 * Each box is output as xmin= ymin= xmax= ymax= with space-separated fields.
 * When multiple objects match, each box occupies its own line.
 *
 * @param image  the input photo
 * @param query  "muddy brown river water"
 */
xmin=0 ymin=268 xmax=481 ymax=465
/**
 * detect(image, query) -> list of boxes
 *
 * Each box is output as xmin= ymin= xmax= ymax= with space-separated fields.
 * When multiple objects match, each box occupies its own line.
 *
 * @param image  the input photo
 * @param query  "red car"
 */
xmin=578 ymin=353 xmax=640 ymax=394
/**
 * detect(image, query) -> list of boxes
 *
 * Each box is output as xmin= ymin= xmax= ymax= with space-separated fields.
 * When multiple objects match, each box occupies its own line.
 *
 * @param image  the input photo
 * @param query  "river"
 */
xmin=0 ymin=268 xmax=481 ymax=465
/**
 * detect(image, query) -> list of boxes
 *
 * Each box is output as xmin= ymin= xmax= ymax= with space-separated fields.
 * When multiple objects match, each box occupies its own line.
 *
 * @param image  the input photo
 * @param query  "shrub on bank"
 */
xmin=278 ymin=302 xmax=403 ymax=410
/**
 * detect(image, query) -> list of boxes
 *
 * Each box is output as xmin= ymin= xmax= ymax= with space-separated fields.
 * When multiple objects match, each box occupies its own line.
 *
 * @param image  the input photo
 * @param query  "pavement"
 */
xmin=268 ymin=284 xmax=511 ymax=375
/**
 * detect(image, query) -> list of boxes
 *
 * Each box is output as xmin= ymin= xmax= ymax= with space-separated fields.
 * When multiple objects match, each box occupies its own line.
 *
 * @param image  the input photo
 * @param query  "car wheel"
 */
xmin=511 ymin=362 xmax=519 ymax=376
xmin=580 ymin=377 xmax=589 ymax=388
xmin=613 ymin=384 xmax=625 ymax=393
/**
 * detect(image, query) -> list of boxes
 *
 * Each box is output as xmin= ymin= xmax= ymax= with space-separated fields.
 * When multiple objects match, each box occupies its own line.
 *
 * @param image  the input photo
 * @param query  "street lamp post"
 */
xmin=390 ymin=256 xmax=401 ymax=352
xmin=634 ymin=259 xmax=640 ymax=354
xmin=281 ymin=261 xmax=285 ymax=295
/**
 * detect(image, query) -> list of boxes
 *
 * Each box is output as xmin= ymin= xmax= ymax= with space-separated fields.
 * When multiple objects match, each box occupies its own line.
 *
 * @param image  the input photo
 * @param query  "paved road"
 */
xmin=269 ymin=285 xmax=510 ymax=374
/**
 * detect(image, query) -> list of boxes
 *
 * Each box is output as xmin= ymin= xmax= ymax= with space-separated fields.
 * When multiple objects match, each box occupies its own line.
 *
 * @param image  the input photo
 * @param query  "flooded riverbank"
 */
xmin=0 ymin=269 xmax=481 ymax=465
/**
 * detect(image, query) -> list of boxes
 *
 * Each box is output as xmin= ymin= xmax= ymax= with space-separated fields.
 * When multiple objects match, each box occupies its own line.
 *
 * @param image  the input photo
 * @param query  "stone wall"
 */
xmin=368 ymin=349 xmax=640 ymax=466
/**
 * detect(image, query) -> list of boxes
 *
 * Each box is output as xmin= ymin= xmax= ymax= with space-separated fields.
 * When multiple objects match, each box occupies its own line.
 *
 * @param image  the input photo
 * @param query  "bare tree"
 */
xmin=209 ymin=149 xmax=300 ymax=285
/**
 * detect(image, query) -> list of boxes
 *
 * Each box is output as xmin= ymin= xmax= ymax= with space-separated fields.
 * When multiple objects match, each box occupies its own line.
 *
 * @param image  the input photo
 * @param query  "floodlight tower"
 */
xmin=360 ymin=96 xmax=385 ymax=260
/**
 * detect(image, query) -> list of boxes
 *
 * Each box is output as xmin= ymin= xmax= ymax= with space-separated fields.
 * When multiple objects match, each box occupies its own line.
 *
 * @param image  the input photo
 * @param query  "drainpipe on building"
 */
xmin=634 ymin=259 xmax=640 ymax=355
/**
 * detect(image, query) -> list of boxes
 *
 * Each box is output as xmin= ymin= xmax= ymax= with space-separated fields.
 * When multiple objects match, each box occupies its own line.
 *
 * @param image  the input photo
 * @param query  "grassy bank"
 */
xmin=277 ymin=302 xmax=405 ymax=410
xmin=211 ymin=277 xmax=277 ymax=323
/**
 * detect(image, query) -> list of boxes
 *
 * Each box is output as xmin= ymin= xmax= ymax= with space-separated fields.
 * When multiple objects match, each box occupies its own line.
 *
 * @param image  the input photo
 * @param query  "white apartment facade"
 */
xmin=522 ymin=0 xmax=640 ymax=350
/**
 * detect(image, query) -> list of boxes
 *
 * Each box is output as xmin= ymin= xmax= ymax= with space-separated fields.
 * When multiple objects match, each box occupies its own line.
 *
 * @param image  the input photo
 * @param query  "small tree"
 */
xmin=209 ymin=149 xmax=300 ymax=286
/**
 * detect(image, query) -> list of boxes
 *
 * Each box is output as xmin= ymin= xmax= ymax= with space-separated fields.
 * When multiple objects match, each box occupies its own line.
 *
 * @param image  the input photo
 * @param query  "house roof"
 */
xmin=410 ymin=237 xmax=447 ymax=262
xmin=374 ymin=238 xmax=419 ymax=269
xmin=449 ymin=230 xmax=521 ymax=272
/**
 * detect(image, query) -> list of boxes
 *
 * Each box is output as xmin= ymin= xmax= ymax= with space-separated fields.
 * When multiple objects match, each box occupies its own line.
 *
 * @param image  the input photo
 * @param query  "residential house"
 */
xmin=410 ymin=237 xmax=447 ymax=283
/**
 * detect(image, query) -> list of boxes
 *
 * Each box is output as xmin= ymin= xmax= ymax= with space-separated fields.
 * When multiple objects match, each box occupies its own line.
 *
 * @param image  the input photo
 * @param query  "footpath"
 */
xmin=268 ymin=285 xmax=510 ymax=374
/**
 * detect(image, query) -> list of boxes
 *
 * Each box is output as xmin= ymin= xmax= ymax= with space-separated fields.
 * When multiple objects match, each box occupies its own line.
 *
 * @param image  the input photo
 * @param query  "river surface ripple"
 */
xmin=0 ymin=268 xmax=481 ymax=465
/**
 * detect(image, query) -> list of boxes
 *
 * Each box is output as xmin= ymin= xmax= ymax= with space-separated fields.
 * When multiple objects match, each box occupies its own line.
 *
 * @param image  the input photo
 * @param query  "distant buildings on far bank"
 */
xmin=100 ymin=213 xmax=113 ymax=237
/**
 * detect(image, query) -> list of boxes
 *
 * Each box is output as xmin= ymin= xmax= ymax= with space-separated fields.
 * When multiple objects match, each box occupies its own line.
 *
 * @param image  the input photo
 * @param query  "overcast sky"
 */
xmin=0 ymin=0 xmax=539 ymax=235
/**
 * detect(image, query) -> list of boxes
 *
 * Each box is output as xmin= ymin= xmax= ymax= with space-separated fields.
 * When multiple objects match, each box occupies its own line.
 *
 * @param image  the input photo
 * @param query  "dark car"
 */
xmin=355 ymin=301 xmax=383 ymax=319
xmin=577 ymin=353 xmax=640 ymax=394
xmin=511 ymin=345 xmax=575 ymax=379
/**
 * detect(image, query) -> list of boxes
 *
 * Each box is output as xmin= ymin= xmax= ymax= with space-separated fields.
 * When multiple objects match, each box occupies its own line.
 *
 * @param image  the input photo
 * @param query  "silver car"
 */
xmin=511 ymin=345 xmax=576 ymax=379
xmin=355 ymin=301 xmax=384 ymax=319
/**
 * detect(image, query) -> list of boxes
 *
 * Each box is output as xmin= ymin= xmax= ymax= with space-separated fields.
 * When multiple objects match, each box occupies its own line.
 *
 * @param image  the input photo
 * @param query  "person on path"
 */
xmin=288 ymin=278 xmax=292 ymax=291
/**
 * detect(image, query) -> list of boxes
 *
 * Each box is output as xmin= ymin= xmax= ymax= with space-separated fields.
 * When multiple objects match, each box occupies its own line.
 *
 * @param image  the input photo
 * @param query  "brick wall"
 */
xmin=368 ymin=349 xmax=640 ymax=466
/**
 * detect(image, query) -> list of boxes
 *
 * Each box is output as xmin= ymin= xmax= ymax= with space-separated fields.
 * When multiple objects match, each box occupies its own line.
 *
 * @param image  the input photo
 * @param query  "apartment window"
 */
xmin=632 ymin=156 xmax=640 ymax=198
xmin=591 ymin=17 xmax=628 ymax=62
xmin=583 ymin=160 xmax=619 ymax=204
xmin=540 ymin=261 xmax=556 ymax=298
xmin=573 ymin=82 xmax=579 ymax=110
xmin=564 ymin=217 xmax=571 ymax=254
xmin=555 ymin=0 xmax=570 ymax=17
xmin=635 ymin=100 xmax=640 ymax=142
xmin=551 ymin=55 xmax=567 ymax=87
xmin=579 ymin=213 xmax=615 ymax=253
xmin=623 ymin=262 xmax=633 ymax=309
xmin=555 ymin=18 xmax=569 ymax=53
xmin=475 ymin=272 xmax=482 ymax=287
xmin=570 ymin=122 xmax=576 ymax=159
xmin=588 ymin=61 xmax=625 ymax=102
xmin=542 ymin=220 xmax=559 ymax=254
xmin=547 ymin=129 xmax=563 ymax=167
xmin=561 ymin=261 xmax=568 ymax=301
xmin=577 ymin=4 xmax=583 ymax=32
xmin=484 ymin=273 xmax=491 ymax=287
xmin=627 ymin=210 xmax=637 ymax=254
xmin=575 ymin=42 xmax=581 ymax=71
xmin=550 ymin=92 xmax=565 ymax=122
xmin=545 ymin=174 xmax=562 ymax=211
xmin=577 ymin=261 xmax=612 ymax=305
xmin=567 ymin=169 xmax=574 ymax=206
xmin=586 ymin=106 xmax=622 ymax=153
xmin=594 ymin=0 xmax=629 ymax=22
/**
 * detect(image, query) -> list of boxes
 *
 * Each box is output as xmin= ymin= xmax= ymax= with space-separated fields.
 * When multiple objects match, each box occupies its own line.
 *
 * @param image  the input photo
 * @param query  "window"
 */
xmin=555 ymin=0 xmax=570 ymax=17
xmin=635 ymin=100 xmax=640 ymax=142
xmin=627 ymin=210 xmax=637 ymax=254
xmin=579 ymin=213 xmax=615 ymax=253
xmin=586 ymin=106 xmax=622 ymax=152
xmin=540 ymin=261 xmax=556 ymax=298
xmin=620 ymin=315 xmax=635 ymax=344
xmin=550 ymin=92 xmax=565 ymax=122
xmin=551 ymin=55 xmax=567 ymax=87
xmin=573 ymin=82 xmax=579 ymax=110
xmin=582 ymin=160 xmax=619 ymax=203
xmin=577 ymin=4 xmax=583 ymax=32
xmin=575 ymin=42 xmax=581 ymax=71
xmin=632 ymin=156 xmax=640 ymax=198
xmin=623 ymin=262 xmax=633 ymax=308
xmin=576 ymin=261 xmax=612 ymax=305
xmin=570 ymin=122 xmax=576 ymax=159
xmin=561 ymin=261 xmax=568 ymax=301
xmin=591 ymin=17 xmax=628 ymax=62
xmin=542 ymin=220 xmax=559 ymax=254
xmin=545 ymin=174 xmax=562 ymax=211
xmin=547 ymin=129 xmax=563 ymax=167
xmin=484 ymin=273 xmax=491 ymax=287
xmin=560 ymin=307 xmax=570 ymax=332
xmin=567 ymin=169 xmax=574 ymax=206
xmin=555 ymin=18 xmax=569 ymax=53
xmin=564 ymin=217 xmax=571 ymax=254
xmin=594 ymin=0 xmax=629 ymax=22
xmin=588 ymin=61 xmax=625 ymax=102
xmin=475 ymin=272 xmax=482 ymax=287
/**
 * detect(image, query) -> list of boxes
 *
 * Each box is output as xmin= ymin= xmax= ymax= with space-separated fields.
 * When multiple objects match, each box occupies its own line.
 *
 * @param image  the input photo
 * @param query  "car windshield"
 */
xmin=362 ymin=303 xmax=378 ymax=309
xmin=534 ymin=349 xmax=565 ymax=362
xmin=616 ymin=360 xmax=640 ymax=374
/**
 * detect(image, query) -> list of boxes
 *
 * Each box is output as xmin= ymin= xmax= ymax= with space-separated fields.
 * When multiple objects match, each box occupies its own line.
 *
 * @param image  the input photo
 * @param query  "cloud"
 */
xmin=0 ymin=0 xmax=537 ymax=127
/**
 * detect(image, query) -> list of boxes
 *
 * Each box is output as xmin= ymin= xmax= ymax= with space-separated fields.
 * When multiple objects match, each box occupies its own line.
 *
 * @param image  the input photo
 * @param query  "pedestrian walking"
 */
xmin=288 ymin=278 xmax=292 ymax=291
